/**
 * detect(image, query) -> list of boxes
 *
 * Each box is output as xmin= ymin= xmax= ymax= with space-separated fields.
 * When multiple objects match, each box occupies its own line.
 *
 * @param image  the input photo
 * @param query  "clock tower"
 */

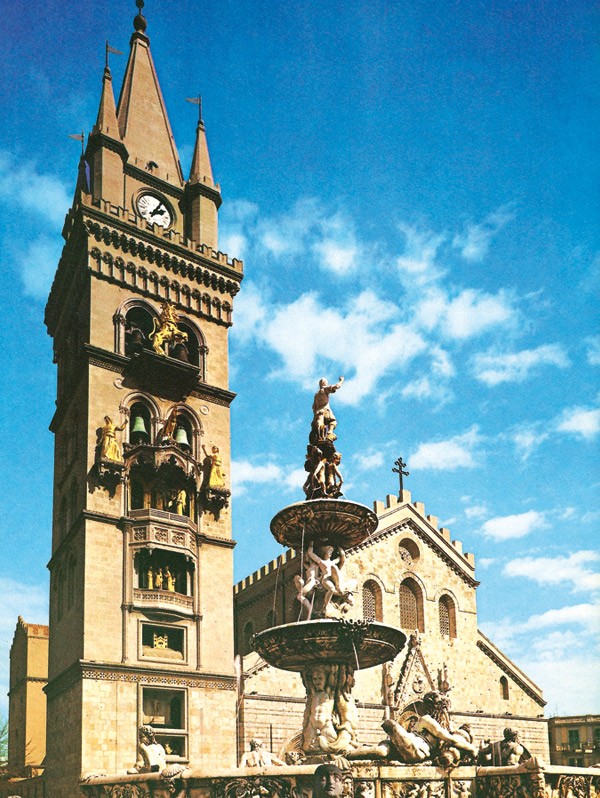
xmin=43 ymin=4 xmax=242 ymax=793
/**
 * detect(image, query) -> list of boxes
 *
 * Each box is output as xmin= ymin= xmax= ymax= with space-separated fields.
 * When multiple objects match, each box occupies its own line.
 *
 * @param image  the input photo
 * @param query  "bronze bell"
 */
xmin=131 ymin=415 xmax=149 ymax=443
xmin=172 ymin=342 xmax=190 ymax=362
xmin=174 ymin=425 xmax=190 ymax=447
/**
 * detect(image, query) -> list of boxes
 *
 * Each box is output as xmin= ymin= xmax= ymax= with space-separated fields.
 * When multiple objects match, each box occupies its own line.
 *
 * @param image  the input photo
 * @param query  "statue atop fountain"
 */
xmin=252 ymin=377 xmax=406 ymax=762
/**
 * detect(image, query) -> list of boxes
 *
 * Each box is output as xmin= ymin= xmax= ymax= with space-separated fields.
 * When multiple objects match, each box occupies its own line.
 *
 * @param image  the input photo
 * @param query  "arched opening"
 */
xmin=438 ymin=595 xmax=457 ymax=638
xmin=174 ymin=322 xmax=201 ymax=366
xmin=398 ymin=538 xmax=420 ymax=567
xmin=399 ymin=577 xmax=424 ymax=632
xmin=500 ymin=675 xmax=509 ymax=700
xmin=362 ymin=579 xmax=383 ymax=622
xmin=125 ymin=305 xmax=155 ymax=355
xmin=173 ymin=414 xmax=193 ymax=453
xmin=129 ymin=401 xmax=152 ymax=445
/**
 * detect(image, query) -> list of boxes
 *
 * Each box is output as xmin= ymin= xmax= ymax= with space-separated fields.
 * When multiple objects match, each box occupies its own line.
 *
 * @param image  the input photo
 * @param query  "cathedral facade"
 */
xmin=234 ymin=491 xmax=549 ymax=761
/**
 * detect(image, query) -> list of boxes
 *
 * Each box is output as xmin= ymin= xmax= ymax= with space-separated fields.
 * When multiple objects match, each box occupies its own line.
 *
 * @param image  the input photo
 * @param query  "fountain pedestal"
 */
xmin=253 ymin=498 xmax=406 ymax=760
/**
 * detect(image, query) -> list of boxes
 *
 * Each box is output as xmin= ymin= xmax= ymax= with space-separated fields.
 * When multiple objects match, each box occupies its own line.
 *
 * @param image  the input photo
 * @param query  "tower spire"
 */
xmin=116 ymin=0 xmax=184 ymax=185
xmin=187 ymin=95 xmax=214 ymax=186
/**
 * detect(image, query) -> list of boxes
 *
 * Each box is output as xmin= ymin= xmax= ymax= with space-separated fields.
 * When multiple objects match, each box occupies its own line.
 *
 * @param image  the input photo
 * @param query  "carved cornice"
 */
xmin=45 ymin=660 xmax=236 ymax=701
xmin=124 ymin=162 xmax=185 ymax=201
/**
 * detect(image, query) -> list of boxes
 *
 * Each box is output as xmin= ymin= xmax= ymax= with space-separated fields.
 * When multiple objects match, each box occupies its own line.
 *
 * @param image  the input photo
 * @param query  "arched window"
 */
xmin=500 ymin=676 xmax=509 ymax=700
xmin=438 ymin=595 xmax=457 ymax=638
xmin=130 ymin=476 xmax=146 ymax=510
xmin=362 ymin=580 xmax=383 ymax=622
xmin=175 ymin=322 xmax=201 ymax=366
xmin=125 ymin=305 xmax=155 ymax=355
xmin=129 ymin=401 xmax=152 ymax=445
xmin=399 ymin=578 xmax=424 ymax=632
xmin=398 ymin=538 xmax=420 ymax=567
xmin=173 ymin=414 xmax=193 ymax=452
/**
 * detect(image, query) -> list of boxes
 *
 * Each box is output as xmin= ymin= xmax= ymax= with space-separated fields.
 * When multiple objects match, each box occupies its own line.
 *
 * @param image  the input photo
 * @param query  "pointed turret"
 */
xmin=86 ymin=63 xmax=128 ymax=207
xmin=184 ymin=101 xmax=222 ymax=249
xmin=93 ymin=66 xmax=120 ymax=138
xmin=116 ymin=1 xmax=184 ymax=186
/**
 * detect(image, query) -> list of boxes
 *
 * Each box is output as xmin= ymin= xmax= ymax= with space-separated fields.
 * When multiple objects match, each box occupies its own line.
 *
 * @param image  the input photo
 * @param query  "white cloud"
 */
xmin=353 ymin=451 xmax=384 ymax=471
xmin=555 ymin=405 xmax=600 ymax=440
xmin=231 ymin=460 xmax=307 ymax=497
xmin=19 ymin=236 xmax=63 ymax=299
xmin=465 ymin=504 xmax=488 ymax=519
xmin=478 ymin=510 xmax=548 ymax=540
xmin=559 ymin=507 xmax=577 ymax=520
xmin=396 ymin=223 xmax=446 ymax=286
xmin=511 ymin=423 xmax=549 ymax=461
xmin=313 ymin=239 xmax=357 ymax=275
xmin=410 ymin=426 xmax=481 ymax=470
xmin=452 ymin=205 xmax=514 ymax=262
xmin=477 ymin=557 xmax=496 ymax=568
xmin=243 ymin=288 xmax=427 ymax=405
xmin=585 ymin=336 xmax=600 ymax=366
xmin=414 ymin=287 xmax=517 ymax=340
xmin=503 ymin=551 xmax=600 ymax=592
xmin=0 ymin=151 xmax=70 ymax=226
xmin=472 ymin=343 xmax=569 ymax=386
xmin=520 ymin=656 xmax=600 ymax=715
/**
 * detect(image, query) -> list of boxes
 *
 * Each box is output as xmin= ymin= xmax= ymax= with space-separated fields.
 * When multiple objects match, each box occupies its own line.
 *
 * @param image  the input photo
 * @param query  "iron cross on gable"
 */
xmin=392 ymin=456 xmax=409 ymax=498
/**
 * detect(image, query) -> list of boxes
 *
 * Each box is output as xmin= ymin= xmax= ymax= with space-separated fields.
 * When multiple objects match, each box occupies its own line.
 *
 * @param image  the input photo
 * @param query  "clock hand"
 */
xmin=150 ymin=204 xmax=166 ymax=217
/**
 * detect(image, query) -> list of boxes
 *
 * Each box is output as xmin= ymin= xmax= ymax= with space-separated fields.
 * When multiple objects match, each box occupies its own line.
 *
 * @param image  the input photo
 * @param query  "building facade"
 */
xmin=548 ymin=716 xmax=600 ymax=767
xmin=7 ymin=618 xmax=48 ymax=778
xmin=40 ymin=6 xmax=242 ymax=796
xmin=234 ymin=490 xmax=550 ymax=761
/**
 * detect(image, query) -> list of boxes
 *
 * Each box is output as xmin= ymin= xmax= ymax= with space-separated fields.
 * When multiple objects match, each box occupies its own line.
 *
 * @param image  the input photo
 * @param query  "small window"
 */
xmin=362 ymin=580 xmax=383 ymax=622
xmin=500 ymin=675 xmax=509 ymax=700
xmin=142 ymin=687 xmax=187 ymax=760
xmin=141 ymin=624 xmax=185 ymax=661
xmin=398 ymin=538 xmax=420 ymax=566
xmin=568 ymin=729 xmax=580 ymax=749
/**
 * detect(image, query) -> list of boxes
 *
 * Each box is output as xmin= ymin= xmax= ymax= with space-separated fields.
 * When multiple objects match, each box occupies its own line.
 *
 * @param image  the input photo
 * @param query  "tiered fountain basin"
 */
xmin=270 ymin=498 xmax=379 ymax=549
xmin=253 ymin=619 xmax=406 ymax=671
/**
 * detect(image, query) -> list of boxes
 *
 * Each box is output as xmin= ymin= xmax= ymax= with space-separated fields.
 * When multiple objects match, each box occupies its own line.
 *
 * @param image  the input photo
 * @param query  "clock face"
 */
xmin=136 ymin=193 xmax=173 ymax=229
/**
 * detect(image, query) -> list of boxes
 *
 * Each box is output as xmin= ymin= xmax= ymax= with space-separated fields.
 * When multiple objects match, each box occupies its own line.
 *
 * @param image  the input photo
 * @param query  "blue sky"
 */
xmin=0 ymin=0 xmax=598 ymax=720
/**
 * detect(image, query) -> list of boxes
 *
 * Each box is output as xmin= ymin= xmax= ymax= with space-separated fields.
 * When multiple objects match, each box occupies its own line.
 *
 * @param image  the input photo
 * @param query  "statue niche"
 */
xmin=136 ymin=549 xmax=193 ymax=598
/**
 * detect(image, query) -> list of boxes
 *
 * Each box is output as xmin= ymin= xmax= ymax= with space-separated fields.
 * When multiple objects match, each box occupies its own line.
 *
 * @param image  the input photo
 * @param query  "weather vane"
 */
xmin=392 ymin=456 xmax=409 ymax=498
xmin=186 ymin=94 xmax=203 ymax=123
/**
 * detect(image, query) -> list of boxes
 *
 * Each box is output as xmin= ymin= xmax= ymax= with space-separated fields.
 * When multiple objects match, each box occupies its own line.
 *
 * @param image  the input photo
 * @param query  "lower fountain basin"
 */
xmin=252 ymin=619 xmax=406 ymax=672
xmin=270 ymin=498 xmax=379 ymax=550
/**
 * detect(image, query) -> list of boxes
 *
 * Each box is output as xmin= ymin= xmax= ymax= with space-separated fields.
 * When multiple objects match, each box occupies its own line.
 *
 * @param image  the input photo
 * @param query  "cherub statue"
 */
xmin=240 ymin=738 xmax=286 ymax=767
xmin=98 ymin=416 xmax=127 ymax=462
xmin=294 ymin=550 xmax=320 ymax=619
xmin=325 ymin=452 xmax=343 ymax=496
xmin=308 ymin=542 xmax=347 ymax=612
xmin=149 ymin=302 xmax=188 ymax=356
xmin=311 ymin=377 xmax=344 ymax=442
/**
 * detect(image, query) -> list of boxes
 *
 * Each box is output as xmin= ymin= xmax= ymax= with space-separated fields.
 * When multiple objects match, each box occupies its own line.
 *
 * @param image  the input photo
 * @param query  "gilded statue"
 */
xmin=171 ymin=488 xmax=187 ymax=515
xmin=149 ymin=302 xmax=188 ymax=356
xmin=99 ymin=416 xmax=127 ymax=462
xmin=203 ymin=444 xmax=225 ymax=488
xmin=164 ymin=566 xmax=175 ymax=592
xmin=154 ymin=567 xmax=164 ymax=590
xmin=159 ymin=409 xmax=177 ymax=441
xmin=147 ymin=567 xmax=154 ymax=590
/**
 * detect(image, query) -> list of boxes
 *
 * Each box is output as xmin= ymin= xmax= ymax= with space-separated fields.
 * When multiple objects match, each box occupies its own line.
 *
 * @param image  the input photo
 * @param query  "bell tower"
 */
xmin=43 ymin=4 xmax=242 ymax=793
